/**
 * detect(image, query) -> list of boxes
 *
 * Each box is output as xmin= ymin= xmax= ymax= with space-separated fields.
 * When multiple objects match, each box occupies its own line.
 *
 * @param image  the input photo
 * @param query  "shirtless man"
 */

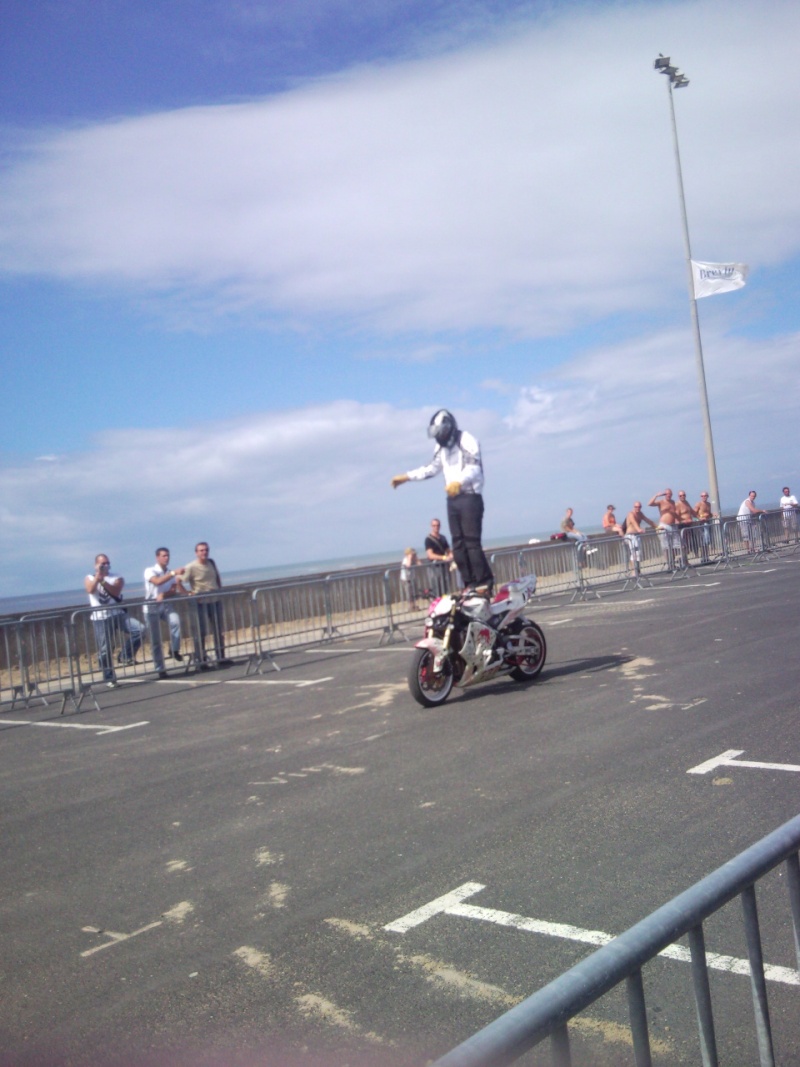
xmin=623 ymin=502 xmax=656 ymax=576
xmin=675 ymin=490 xmax=698 ymax=563
xmin=694 ymin=490 xmax=715 ymax=562
xmin=675 ymin=491 xmax=697 ymax=526
xmin=648 ymin=488 xmax=681 ymax=568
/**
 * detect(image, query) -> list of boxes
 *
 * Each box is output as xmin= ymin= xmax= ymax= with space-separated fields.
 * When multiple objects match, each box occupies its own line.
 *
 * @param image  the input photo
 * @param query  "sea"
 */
xmin=0 ymin=530 xmax=549 ymax=618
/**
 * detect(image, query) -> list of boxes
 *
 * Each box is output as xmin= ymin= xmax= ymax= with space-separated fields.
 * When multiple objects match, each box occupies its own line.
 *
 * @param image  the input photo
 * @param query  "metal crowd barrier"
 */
xmin=722 ymin=517 xmax=767 ymax=564
xmin=0 ymin=620 xmax=32 ymax=710
xmin=13 ymin=613 xmax=82 ymax=712
xmin=763 ymin=507 xmax=800 ymax=551
xmin=433 ymin=812 xmax=800 ymax=1067
xmin=5 ymin=512 xmax=800 ymax=707
xmin=250 ymin=578 xmax=332 ymax=671
xmin=678 ymin=519 xmax=725 ymax=570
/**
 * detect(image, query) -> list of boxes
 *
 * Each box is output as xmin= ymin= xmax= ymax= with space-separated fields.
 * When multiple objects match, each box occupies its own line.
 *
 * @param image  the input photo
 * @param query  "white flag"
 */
xmin=691 ymin=260 xmax=749 ymax=299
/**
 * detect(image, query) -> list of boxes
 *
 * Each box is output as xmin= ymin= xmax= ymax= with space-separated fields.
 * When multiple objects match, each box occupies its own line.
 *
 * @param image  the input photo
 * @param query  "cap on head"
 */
xmin=428 ymin=409 xmax=458 ymax=448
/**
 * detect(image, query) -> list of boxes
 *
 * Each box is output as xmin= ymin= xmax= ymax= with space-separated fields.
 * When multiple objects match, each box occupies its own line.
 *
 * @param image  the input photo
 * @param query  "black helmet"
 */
xmin=428 ymin=409 xmax=458 ymax=448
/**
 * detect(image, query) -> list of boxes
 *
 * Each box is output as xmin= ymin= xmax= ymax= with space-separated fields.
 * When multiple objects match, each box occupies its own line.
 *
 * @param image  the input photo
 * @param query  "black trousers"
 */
xmin=447 ymin=492 xmax=493 ymax=588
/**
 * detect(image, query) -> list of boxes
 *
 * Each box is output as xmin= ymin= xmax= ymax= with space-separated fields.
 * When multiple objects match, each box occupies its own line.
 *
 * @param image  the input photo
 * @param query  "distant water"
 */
xmin=0 ymin=532 xmax=548 ymax=618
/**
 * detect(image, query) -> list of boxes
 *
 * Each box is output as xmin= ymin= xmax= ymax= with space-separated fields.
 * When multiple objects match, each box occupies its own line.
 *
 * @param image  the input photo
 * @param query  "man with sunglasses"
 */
xmin=694 ymin=491 xmax=716 ymax=563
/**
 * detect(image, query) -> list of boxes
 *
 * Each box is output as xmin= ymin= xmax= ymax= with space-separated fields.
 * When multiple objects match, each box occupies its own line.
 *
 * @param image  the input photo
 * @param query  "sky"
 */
xmin=2 ymin=0 xmax=800 ymax=596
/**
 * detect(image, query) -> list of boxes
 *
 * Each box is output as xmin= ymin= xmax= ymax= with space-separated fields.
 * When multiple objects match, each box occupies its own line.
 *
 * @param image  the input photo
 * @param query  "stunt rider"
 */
xmin=391 ymin=409 xmax=494 ymax=595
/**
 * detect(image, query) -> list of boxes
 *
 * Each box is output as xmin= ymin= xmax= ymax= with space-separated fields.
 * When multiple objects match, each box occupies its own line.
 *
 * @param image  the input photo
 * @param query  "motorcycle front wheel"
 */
xmin=508 ymin=620 xmax=547 ymax=682
xmin=408 ymin=647 xmax=454 ymax=707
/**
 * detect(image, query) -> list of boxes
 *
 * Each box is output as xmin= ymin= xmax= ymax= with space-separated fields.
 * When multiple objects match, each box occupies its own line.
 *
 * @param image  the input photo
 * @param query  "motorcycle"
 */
xmin=407 ymin=574 xmax=547 ymax=707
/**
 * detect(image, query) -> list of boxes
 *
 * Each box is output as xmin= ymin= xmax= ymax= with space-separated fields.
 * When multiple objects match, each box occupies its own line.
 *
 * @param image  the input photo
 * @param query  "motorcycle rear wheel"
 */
xmin=408 ymin=647 xmax=454 ymax=707
xmin=508 ymin=620 xmax=547 ymax=681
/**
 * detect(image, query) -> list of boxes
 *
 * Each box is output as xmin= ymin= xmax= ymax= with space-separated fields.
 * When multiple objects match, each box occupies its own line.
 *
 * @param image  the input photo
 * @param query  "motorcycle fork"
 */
xmin=441 ymin=606 xmax=457 ymax=652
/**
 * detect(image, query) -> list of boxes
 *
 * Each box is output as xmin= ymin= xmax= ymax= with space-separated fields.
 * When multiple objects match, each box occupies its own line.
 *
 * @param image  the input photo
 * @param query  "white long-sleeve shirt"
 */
xmin=406 ymin=430 xmax=484 ymax=495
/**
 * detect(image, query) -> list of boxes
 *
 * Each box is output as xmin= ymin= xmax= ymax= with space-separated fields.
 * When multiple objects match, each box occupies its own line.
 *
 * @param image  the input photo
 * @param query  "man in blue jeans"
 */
xmin=144 ymin=547 xmax=186 ymax=679
xmin=391 ymin=409 xmax=493 ymax=594
xmin=85 ymin=554 xmax=144 ymax=688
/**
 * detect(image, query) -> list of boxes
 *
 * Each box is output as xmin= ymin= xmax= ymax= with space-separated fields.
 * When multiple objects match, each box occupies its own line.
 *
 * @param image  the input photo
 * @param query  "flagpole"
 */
xmin=655 ymin=57 xmax=722 ymax=517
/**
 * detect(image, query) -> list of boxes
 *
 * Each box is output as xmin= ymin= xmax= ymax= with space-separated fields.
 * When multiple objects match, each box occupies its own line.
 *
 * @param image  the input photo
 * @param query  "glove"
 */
xmin=446 ymin=481 xmax=461 ymax=497
xmin=391 ymin=474 xmax=409 ymax=489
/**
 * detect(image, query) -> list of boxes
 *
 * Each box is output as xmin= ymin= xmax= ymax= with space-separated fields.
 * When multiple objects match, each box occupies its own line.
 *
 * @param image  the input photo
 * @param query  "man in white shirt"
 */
xmin=144 ymin=547 xmax=186 ymax=678
xmin=737 ymin=491 xmax=766 ymax=553
xmin=391 ymin=409 xmax=493 ymax=593
xmin=780 ymin=486 xmax=799 ymax=540
xmin=85 ymin=554 xmax=144 ymax=687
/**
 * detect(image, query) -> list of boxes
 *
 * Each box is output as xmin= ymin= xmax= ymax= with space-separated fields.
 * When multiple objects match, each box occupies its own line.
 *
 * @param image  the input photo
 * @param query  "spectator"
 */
xmin=182 ymin=541 xmax=233 ymax=669
xmin=561 ymin=508 xmax=588 ymax=543
xmin=84 ymin=554 xmax=143 ymax=688
xmin=737 ymin=491 xmax=766 ymax=553
xmin=424 ymin=518 xmax=453 ymax=596
xmin=400 ymin=548 xmax=420 ymax=609
xmin=693 ymin=491 xmax=715 ymax=563
xmin=144 ymin=547 xmax=186 ymax=679
xmin=648 ymin=488 xmax=681 ymax=568
xmin=622 ymin=502 xmax=656 ymax=577
xmin=780 ymin=486 xmax=799 ymax=541
xmin=674 ymin=490 xmax=698 ymax=565
xmin=602 ymin=504 xmax=624 ymax=537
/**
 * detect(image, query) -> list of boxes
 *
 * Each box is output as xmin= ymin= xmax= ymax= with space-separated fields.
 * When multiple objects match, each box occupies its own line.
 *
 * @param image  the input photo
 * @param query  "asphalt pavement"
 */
xmin=3 ymin=559 xmax=800 ymax=1067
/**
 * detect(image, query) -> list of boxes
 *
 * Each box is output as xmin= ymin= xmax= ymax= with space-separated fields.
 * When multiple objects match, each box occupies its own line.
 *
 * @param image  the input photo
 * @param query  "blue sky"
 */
xmin=2 ymin=0 xmax=800 ymax=595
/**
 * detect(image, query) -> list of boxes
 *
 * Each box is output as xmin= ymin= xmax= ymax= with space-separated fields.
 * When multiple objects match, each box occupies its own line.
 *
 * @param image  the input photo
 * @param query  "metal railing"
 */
xmin=433 ymin=813 xmax=800 ymax=1067
xmin=11 ymin=613 xmax=82 ymax=712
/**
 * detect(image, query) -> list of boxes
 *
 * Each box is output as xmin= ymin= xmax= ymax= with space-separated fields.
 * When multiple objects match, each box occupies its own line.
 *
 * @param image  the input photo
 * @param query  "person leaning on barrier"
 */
xmin=675 ymin=490 xmax=697 ymax=527
xmin=737 ymin=491 xmax=766 ymax=553
xmin=400 ymin=547 xmax=420 ymax=609
xmin=602 ymin=504 xmax=624 ymax=537
xmin=694 ymin=491 xmax=716 ymax=563
xmin=144 ymin=547 xmax=186 ymax=680
xmin=424 ymin=518 xmax=453 ymax=596
xmin=622 ymin=502 xmax=656 ymax=576
xmin=561 ymin=507 xmax=588 ymax=543
xmin=181 ymin=541 xmax=233 ymax=669
xmin=780 ymin=486 xmax=799 ymax=539
xmin=648 ymin=488 xmax=681 ymax=567
xmin=85 ymin=554 xmax=144 ymax=688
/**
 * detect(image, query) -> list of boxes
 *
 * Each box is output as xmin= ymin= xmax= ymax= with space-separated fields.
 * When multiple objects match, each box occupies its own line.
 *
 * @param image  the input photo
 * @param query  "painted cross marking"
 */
xmin=385 ymin=883 xmax=799 ymax=987
xmin=687 ymin=750 xmax=800 ymax=775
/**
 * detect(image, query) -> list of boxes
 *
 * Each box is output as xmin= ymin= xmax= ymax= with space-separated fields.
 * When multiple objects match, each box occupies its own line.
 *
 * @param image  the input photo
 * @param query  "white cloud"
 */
xmin=2 ymin=326 xmax=797 ymax=596
xmin=1 ymin=0 xmax=799 ymax=338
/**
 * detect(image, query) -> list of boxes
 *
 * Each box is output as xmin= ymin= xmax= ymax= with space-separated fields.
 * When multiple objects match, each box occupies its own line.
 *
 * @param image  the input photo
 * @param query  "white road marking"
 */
xmin=308 ymin=648 xmax=364 ymax=653
xmin=154 ymin=678 xmax=222 ymax=685
xmin=385 ymin=883 xmax=800 ymax=987
xmin=2 ymin=719 xmax=148 ymax=735
xmin=384 ymin=883 xmax=487 ymax=932
xmin=547 ymin=618 xmax=573 ymax=625
xmin=687 ymin=750 xmax=800 ymax=775
xmin=225 ymin=677 xmax=333 ymax=687
xmin=81 ymin=920 xmax=162 ymax=957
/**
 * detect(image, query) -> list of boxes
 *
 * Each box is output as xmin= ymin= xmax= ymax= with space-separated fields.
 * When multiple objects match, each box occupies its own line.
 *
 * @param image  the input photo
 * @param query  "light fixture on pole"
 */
xmin=654 ymin=54 xmax=722 ymax=516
